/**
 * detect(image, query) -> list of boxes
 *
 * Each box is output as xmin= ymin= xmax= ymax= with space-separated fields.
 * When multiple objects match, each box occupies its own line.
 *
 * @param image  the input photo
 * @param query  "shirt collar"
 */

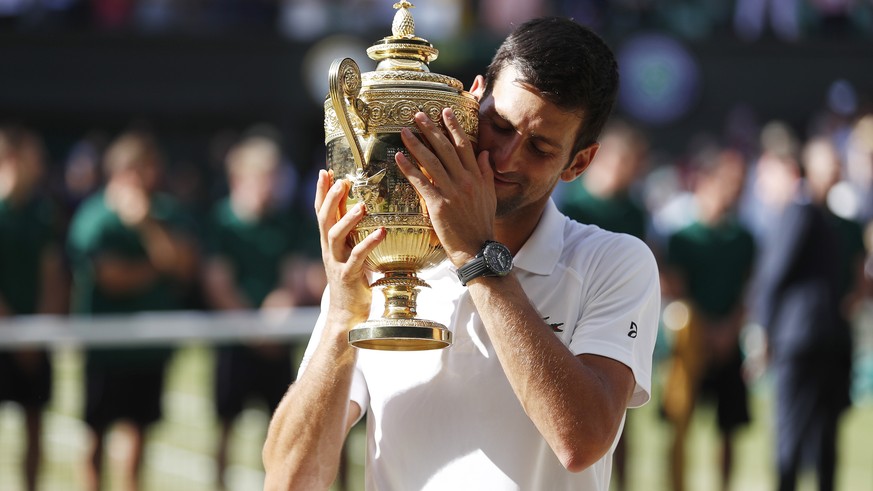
xmin=512 ymin=199 xmax=565 ymax=276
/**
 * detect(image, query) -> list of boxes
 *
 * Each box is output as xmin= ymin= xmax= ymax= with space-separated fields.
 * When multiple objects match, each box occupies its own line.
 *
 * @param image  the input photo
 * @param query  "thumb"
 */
xmin=477 ymin=150 xmax=492 ymax=181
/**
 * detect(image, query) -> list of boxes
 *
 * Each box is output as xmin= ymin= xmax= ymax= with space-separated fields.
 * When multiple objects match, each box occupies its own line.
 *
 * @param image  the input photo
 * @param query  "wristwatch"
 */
xmin=456 ymin=240 xmax=513 ymax=286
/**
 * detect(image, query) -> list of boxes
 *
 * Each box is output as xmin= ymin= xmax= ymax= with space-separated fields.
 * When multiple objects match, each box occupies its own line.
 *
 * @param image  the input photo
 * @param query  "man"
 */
xmin=661 ymin=147 xmax=755 ymax=491
xmin=753 ymin=134 xmax=857 ymax=491
xmin=202 ymin=132 xmax=318 ymax=490
xmin=67 ymin=130 xmax=198 ymax=491
xmin=263 ymin=17 xmax=660 ymax=490
xmin=0 ymin=125 xmax=67 ymax=491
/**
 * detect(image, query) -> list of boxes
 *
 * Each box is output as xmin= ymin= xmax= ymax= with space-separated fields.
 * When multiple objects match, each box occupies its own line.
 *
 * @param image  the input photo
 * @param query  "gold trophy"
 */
xmin=324 ymin=0 xmax=479 ymax=350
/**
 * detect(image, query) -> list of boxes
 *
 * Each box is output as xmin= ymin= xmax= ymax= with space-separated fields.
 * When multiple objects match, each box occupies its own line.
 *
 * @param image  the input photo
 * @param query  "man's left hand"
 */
xmin=396 ymin=108 xmax=495 ymax=268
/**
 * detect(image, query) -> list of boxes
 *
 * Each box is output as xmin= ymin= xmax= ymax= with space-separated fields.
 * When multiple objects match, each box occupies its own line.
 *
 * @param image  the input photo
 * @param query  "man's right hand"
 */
xmin=262 ymin=170 xmax=380 ymax=489
xmin=314 ymin=169 xmax=385 ymax=330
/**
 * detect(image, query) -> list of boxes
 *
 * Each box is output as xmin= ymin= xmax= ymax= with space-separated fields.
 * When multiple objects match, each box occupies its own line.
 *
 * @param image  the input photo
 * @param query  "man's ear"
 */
xmin=561 ymin=143 xmax=600 ymax=182
xmin=470 ymin=75 xmax=486 ymax=102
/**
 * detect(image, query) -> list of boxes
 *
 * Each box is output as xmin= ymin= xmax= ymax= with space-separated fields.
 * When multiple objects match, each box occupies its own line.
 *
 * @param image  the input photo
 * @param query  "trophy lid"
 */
xmin=362 ymin=1 xmax=463 ymax=91
xmin=324 ymin=0 xmax=477 ymax=147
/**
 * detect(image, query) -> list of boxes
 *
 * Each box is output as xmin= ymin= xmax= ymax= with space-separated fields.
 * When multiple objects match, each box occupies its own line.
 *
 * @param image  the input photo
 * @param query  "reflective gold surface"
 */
xmin=325 ymin=0 xmax=478 ymax=350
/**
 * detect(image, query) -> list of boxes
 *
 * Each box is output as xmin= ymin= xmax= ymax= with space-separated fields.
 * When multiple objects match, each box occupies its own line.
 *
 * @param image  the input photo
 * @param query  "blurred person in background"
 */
xmin=802 ymin=136 xmax=867 ymax=315
xmin=66 ymin=129 xmax=199 ymax=491
xmin=752 ymin=126 xmax=859 ymax=491
xmin=560 ymin=119 xmax=649 ymax=241
xmin=0 ymin=125 xmax=67 ymax=491
xmin=846 ymin=114 xmax=873 ymax=224
xmin=661 ymin=146 xmax=755 ymax=491
xmin=557 ymin=118 xmax=650 ymax=491
xmin=201 ymin=130 xmax=319 ymax=490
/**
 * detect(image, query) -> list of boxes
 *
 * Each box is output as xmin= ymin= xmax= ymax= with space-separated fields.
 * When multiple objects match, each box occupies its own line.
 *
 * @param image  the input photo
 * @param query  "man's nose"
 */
xmin=490 ymin=134 xmax=523 ymax=174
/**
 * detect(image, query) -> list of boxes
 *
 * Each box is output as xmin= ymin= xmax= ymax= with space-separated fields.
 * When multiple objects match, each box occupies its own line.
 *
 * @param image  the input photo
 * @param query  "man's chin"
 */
xmin=495 ymin=198 xmax=522 ymax=219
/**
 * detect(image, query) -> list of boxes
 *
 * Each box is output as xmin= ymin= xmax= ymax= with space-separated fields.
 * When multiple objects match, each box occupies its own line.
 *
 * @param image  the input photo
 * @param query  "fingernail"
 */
xmin=415 ymin=112 xmax=429 ymax=123
xmin=446 ymin=107 xmax=455 ymax=119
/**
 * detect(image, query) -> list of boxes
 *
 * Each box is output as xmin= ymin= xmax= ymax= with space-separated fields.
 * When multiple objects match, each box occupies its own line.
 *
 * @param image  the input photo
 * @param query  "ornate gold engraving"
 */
xmin=325 ymin=0 xmax=479 ymax=351
xmin=324 ymin=93 xmax=478 ymax=144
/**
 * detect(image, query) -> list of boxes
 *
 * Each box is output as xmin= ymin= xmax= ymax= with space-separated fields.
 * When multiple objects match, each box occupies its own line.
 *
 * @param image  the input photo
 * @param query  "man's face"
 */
xmin=473 ymin=66 xmax=591 ymax=220
xmin=231 ymin=168 xmax=277 ymax=219
xmin=115 ymin=159 xmax=160 ymax=194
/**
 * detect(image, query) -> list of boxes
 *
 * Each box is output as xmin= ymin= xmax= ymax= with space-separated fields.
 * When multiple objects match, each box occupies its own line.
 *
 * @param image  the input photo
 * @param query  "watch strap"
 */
xmin=457 ymin=255 xmax=489 ymax=286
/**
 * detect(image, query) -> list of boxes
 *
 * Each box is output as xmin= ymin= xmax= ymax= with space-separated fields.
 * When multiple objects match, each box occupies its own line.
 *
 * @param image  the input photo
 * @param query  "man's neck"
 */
xmin=494 ymin=203 xmax=548 ymax=256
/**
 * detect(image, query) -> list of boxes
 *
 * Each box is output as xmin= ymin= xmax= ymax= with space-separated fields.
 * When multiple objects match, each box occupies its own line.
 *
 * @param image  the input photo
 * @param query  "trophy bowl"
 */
xmin=324 ymin=1 xmax=478 ymax=351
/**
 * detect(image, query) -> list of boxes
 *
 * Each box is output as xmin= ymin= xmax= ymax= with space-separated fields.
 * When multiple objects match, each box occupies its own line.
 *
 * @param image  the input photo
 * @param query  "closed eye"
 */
xmin=529 ymin=142 xmax=551 ymax=157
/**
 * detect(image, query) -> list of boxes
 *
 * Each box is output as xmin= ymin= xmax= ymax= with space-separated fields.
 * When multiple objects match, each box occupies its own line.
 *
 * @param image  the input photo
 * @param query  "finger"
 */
xmin=442 ymin=107 xmax=478 ymax=175
xmin=347 ymin=226 xmax=386 ymax=273
xmin=327 ymin=202 xmax=366 ymax=260
xmin=317 ymin=178 xmax=349 ymax=246
xmin=477 ymin=150 xmax=493 ymax=182
xmin=314 ymin=169 xmax=330 ymax=213
xmin=411 ymin=112 xmax=465 ymax=180
xmin=414 ymin=111 xmax=466 ymax=178
xmin=395 ymin=148 xmax=437 ymax=200
xmin=400 ymin=125 xmax=450 ymax=188
xmin=317 ymin=177 xmax=346 ymax=224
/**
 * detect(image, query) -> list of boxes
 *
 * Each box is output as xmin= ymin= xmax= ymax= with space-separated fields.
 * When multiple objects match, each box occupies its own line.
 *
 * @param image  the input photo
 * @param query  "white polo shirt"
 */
xmin=300 ymin=199 xmax=660 ymax=491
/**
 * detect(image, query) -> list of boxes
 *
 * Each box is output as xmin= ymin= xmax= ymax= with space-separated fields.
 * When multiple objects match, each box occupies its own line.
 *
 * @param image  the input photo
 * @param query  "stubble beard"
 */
xmin=495 ymin=195 xmax=522 ymax=219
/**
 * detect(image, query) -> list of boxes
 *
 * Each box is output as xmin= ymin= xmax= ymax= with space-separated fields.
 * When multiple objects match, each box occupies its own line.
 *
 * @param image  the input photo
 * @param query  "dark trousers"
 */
xmin=773 ymin=355 xmax=849 ymax=491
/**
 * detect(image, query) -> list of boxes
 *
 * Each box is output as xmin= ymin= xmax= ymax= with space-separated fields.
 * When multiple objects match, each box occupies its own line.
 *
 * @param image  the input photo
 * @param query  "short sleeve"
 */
xmin=568 ymin=236 xmax=661 ymax=407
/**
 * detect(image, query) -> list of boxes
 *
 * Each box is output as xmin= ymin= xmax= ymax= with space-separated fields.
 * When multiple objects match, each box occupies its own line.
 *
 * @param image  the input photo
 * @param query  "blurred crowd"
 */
xmin=1 ymin=102 xmax=873 ymax=491
xmin=556 ymin=107 xmax=873 ymax=491
xmin=1 ymin=0 xmax=872 ymax=42
xmin=1 ymin=1 xmax=873 ymax=491
xmin=1 ymin=123 xmax=325 ymax=491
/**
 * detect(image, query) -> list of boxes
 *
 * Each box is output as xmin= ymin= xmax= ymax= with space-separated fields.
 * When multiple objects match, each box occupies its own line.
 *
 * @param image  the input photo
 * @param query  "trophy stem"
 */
xmin=374 ymin=271 xmax=427 ymax=319
xmin=348 ymin=271 xmax=452 ymax=351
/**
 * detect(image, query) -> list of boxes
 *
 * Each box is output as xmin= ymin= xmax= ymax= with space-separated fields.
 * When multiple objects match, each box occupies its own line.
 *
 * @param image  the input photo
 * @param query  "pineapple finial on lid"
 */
xmin=368 ymin=0 xmax=437 ymax=67
xmin=391 ymin=1 xmax=416 ymax=38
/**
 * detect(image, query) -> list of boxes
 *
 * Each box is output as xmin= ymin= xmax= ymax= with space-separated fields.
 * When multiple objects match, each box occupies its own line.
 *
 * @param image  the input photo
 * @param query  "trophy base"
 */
xmin=349 ymin=318 xmax=452 ymax=351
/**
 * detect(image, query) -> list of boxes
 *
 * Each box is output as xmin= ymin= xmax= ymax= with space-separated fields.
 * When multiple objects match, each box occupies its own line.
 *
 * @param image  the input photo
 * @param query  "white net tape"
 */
xmin=0 ymin=308 xmax=320 ymax=348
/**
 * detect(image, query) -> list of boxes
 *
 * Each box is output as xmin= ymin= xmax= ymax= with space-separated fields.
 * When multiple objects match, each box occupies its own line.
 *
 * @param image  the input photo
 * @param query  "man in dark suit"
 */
xmin=752 ymin=137 xmax=858 ymax=491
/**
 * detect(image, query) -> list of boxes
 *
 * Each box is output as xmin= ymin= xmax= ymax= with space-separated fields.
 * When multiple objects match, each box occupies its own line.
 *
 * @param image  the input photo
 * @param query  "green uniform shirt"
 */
xmin=206 ymin=198 xmax=313 ymax=307
xmin=561 ymin=184 xmax=647 ymax=240
xmin=667 ymin=219 xmax=756 ymax=319
xmin=0 ymin=196 xmax=56 ymax=315
xmin=67 ymin=190 xmax=192 ymax=365
xmin=67 ymin=190 xmax=192 ymax=314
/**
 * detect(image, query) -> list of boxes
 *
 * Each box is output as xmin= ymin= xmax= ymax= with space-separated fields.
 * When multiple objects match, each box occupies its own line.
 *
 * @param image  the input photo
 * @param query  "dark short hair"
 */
xmin=484 ymin=17 xmax=619 ymax=156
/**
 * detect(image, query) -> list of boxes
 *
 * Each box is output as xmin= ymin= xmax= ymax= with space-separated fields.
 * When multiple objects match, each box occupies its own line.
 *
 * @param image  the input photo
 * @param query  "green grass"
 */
xmin=1 ymin=345 xmax=872 ymax=491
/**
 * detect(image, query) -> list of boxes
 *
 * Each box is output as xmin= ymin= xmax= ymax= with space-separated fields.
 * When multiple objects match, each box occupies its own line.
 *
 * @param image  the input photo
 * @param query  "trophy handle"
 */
xmin=329 ymin=57 xmax=367 ymax=170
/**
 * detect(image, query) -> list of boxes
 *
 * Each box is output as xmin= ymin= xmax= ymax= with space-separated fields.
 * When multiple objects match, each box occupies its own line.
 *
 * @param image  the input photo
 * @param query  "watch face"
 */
xmin=484 ymin=242 xmax=513 ymax=275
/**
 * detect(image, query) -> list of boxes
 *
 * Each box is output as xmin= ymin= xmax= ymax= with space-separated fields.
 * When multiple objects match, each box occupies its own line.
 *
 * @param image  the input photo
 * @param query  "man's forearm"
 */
xmin=263 ymin=317 xmax=359 ymax=490
xmin=467 ymin=274 xmax=634 ymax=472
